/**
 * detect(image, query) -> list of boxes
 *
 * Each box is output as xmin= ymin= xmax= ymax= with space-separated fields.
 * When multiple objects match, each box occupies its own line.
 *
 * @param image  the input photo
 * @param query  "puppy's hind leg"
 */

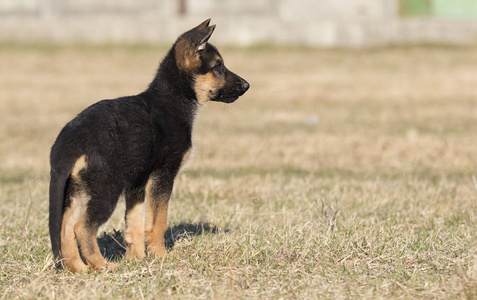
xmin=74 ymin=212 xmax=116 ymax=271
xmin=59 ymin=157 xmax=89 ymax=273
xmin=60 ymin=199 xmax=88 ymax=273
xmin=74 ymin=185 xmax=121 ymax=271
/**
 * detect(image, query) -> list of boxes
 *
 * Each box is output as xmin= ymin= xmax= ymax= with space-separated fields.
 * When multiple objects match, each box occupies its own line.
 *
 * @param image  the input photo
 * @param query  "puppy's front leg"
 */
xmin=124 ymin=189 xmax=146 ymax=260
xmin=144 ymin=175 xmax=172 ymax=257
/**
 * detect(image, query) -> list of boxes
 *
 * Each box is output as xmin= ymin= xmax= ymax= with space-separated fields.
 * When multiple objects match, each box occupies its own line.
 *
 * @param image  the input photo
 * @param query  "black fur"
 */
xmin=49 ymin=19 xmax=249 ymax=262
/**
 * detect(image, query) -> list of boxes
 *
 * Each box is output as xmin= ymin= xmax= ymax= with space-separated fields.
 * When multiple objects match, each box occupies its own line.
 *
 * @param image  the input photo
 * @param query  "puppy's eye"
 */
xmin=213 ymin=62 xmax=223 ymax=70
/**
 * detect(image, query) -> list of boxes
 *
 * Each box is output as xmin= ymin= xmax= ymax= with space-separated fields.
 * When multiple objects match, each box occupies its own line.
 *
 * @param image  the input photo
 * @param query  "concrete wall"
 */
xmin=1 ymin=0 xmax=477 ymax=47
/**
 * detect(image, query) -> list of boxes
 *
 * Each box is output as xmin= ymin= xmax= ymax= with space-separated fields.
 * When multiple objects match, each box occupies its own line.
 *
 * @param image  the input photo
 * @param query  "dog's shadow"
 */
xmin=97 ymin=222 xmax=225 ymax=261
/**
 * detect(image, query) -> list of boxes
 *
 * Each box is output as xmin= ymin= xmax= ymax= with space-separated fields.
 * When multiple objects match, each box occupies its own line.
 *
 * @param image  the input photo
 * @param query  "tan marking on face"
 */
xmin=124 ymin=199 xmax=145 ymax=260
xmin=194 ymin=72 xmax=226 ymax=104
xmin=60 ymin=180 xmax=89 ymax=273
xmin=144 ymin=176 xmax=170 ymax=257
xmin=71 ymin=155 xmax=87 ymax=179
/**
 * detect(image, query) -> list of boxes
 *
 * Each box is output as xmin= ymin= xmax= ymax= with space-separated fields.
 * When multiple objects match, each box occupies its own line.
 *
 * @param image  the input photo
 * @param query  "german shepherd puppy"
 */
xmin=49 ymin=19 xmax=249 ymax=273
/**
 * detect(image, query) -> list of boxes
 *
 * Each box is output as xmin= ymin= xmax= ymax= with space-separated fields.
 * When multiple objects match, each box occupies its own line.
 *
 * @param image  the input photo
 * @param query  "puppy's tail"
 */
xmin=49 ymin=166 xmax=69 ymax=260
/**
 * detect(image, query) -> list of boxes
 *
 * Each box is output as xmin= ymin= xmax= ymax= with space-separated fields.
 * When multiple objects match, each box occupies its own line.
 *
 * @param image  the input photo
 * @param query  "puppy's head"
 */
xmin=174 ymin=19 xmax=250 ymax=104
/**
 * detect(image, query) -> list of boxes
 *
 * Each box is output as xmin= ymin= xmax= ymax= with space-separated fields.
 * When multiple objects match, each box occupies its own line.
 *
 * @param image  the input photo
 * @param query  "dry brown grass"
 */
xmin=1 ymin=44 xmax=477 ymax=298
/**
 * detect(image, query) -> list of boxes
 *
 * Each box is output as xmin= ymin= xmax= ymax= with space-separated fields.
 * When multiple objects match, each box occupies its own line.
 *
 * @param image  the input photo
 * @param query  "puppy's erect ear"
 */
xmin=190 ymin=18 xmax=211 ymax=32
xmin=175 ymin=20 xmax=216 ymax=73
xmin=195 ymin=25 xmax=216 ymax=54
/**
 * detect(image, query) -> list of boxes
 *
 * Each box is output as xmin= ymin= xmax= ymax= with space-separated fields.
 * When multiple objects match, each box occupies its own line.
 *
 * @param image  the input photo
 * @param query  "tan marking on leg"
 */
xmin=144 ymin=177 xmax=157 ymax=234
xmin=74 ymin=212 xmax=114 ymax=271
xmin=60 ymin=185 xmax=89 ymax=273
xmin=124 ymin=200 xmax=145 ymax=260
xmin=194 ymin=73 xmax=226 ymax=104
xmin=71 ymin=155 xmax=87 ymax=178
xmin=145 ymin=204 xmax=169 ymax=257
xmin=144 ymin=177 xmax=170 ymax=257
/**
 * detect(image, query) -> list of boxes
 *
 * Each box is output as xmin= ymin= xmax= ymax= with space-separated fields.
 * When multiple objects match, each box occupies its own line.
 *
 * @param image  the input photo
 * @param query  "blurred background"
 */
xmin=1 ymin=0 xmax=477 ymax=47
xmin=2 ymin=1 xmax=477 ymax=298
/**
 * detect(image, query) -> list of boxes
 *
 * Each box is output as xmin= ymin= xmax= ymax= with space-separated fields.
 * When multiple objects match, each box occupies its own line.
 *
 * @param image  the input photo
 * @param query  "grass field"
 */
xmin=1 ymin=44 xmax=477 ymax=298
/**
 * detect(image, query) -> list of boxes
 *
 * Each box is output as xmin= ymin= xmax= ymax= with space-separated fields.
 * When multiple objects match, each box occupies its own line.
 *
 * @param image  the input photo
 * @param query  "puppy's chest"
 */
xmin=155 ymin=135 xmax=193 ymax=172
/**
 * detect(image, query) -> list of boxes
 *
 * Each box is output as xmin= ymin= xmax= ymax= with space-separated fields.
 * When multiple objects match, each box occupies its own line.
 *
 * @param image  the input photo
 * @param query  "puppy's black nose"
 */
xmin=241 ymin=81 xmax=250 ymax=92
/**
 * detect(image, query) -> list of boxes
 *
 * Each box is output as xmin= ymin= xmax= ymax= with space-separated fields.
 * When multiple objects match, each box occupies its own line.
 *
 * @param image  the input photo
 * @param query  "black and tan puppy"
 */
xmin=49 ymin=19 xmax=249 ymax=273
